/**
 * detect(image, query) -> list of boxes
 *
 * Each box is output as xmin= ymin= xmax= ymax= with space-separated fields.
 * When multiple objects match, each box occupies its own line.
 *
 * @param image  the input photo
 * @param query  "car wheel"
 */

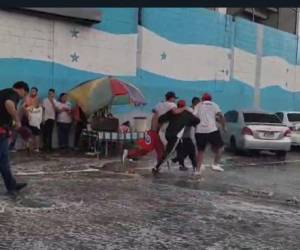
xmin=276 ymin=151 xmax=287 ymax=161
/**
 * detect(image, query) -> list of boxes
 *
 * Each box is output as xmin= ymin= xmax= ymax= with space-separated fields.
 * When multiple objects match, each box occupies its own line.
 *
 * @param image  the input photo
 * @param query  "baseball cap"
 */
xmin=165 ymin=91 xmax=178 ymax=100
xmin=177 ymin=99 xmax=186 ymax=108
xmin=202 ymin=92 xmax=212 ymax=101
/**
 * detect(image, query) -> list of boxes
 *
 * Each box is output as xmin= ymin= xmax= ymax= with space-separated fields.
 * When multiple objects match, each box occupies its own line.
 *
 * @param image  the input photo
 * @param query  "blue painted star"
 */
xmin=161 ymin=52 xmax=167 ymax=60
xmin=70 ymin=28 xmax=80 ymax=38
xmin=70 ymin=52 xmax=79 ymax=62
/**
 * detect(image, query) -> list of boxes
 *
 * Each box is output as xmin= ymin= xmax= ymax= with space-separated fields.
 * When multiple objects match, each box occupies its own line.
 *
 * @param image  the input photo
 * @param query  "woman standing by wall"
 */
xmin=57 ymin=93 xmax=73 ymax=150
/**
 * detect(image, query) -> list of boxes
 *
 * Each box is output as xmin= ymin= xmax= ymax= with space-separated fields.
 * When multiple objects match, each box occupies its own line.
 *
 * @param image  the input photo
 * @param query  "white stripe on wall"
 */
xmin=0 ymin=10 xmax=138 ymax=76
xmin=53 ymin=21 xmax=137 ymax=76
xmin=138 ymin=26 xmax=231 ymax=82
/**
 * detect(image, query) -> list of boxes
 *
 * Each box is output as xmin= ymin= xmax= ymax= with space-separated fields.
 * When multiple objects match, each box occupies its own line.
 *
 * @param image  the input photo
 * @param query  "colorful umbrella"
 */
xmin=67 ymin=77 xmax=146 ymax=115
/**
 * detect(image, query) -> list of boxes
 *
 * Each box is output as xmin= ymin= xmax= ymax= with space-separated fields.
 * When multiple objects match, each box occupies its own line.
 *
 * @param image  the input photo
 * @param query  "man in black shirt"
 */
xmin=0 ymin=81 xmax=29 ymax=194
xmin=152 ymin=100 xmax=200 ymax=174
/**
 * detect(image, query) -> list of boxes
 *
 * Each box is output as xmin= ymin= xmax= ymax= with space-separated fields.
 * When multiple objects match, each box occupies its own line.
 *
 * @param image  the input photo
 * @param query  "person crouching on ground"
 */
xmin=28 ymin=101 xmax=43 ymax=152
xmin=152 ymin=99 xmax=200 ymax=174
xmin=193 ymin=93 xmax=226 ymax=177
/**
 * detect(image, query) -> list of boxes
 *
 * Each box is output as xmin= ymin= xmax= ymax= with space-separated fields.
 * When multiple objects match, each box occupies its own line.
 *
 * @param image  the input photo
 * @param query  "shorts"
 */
xmin=29 ymin=126 xmax=41 ymax=136
xmin=195 ymin=131 xmax=224 ymax=151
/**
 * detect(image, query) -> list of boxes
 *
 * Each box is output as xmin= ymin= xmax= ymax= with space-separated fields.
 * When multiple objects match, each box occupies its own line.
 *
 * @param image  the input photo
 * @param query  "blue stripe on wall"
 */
xmin=263 ymin=25 xmax=297 ymax=65
xmin=141 ymin=8 xmax=229 ymax=47
xmin=113 ymin=69 xmax=255 ymax=114
xmin=234 ymin=17 xmax=257 ymax=54
xmin=0 ymin=58 xmax=105 ymax=98
xmin=92 ymin=8 xmax=138 ymax=34
xmin=1 ymin=58 xmax=300 ymax=114
xmin=261 ymin=86 xmax=300 ymax=112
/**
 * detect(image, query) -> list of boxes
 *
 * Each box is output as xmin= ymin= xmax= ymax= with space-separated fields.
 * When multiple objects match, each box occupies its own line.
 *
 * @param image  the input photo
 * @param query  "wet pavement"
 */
xmin=0 ymin=150 xmax=300 ymax=249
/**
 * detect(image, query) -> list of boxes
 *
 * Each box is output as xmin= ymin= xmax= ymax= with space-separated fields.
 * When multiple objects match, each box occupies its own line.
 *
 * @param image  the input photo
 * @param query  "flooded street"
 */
xmin=1 ymin=151 xmax=300 ymax=249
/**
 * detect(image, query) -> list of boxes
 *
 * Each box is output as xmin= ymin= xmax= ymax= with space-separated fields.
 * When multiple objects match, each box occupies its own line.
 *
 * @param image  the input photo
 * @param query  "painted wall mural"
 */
xmin=0 ymin=8 xmax=300 ymax=120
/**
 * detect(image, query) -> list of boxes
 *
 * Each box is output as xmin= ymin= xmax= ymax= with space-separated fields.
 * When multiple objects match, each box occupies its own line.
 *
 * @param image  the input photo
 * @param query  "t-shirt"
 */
xmin=152 ymin=101 xmax=177 ymax=133
xmin=28 ymin=107 xmax=43 ymax=129
xmin=154 ymin=101 xmax=177 ymax=116
xmin=43 ymin=98 xmax=58 ymax=121
xmin=0 ymin=88 xmax=20 ymax=127
xmin=194 ymin=101 xmax=221 ymax=134
xmin=57 ymin=101 xmax=72 ymax=124
xmin=158 ymin=110 xmax=200 ymax=138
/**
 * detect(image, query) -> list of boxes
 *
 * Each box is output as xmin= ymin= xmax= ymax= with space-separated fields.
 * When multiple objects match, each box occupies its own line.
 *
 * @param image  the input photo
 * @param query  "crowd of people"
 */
xmin=0 ymin=80 xmax=225 ymax=196
xmin=0 ymin=81 xmax=90 ymax=195
xmin=123 ymin=91 xmax=226 ymax=177
xmin=8 ymin=87 xmax=87 ymax=153
xmin=151 ymin=91 xmax=226 ymax=176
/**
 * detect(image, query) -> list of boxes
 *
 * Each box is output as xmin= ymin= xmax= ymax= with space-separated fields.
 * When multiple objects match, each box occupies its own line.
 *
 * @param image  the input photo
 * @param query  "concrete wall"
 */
xmin=0 ymin=8 xmax=300 ymax=126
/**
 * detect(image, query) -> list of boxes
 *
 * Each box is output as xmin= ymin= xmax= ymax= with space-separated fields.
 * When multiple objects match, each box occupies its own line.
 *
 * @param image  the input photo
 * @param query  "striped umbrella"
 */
xmin=67 ymin=77 xmax=146 ymax=115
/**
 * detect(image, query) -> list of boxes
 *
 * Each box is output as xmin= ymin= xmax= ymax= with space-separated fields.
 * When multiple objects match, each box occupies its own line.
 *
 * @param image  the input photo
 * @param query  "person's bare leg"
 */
xmin=196 ymin=150 xmax=205 ymax=175
xmin=211 ymin=146 xmax=223 ymax=164
xmin=211 ymin=145 xmax=224 ymax=171
xmin=35 ymin=135 xmax=40 ymax=151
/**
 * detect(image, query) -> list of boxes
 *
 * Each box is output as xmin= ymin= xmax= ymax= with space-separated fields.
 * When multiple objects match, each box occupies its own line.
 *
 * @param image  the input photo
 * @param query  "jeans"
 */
xmin=0 ymin=135 xmax=17 ymax=191
xmin=42 ymin=119 xmax=55 ymax=151
xmin=57 ymin=122 xmax=72 ymax=149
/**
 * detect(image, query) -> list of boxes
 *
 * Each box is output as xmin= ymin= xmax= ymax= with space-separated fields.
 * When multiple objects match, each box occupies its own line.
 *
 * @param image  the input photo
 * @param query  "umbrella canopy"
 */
xmin=67 ymin=77 xmax=146 ymax=115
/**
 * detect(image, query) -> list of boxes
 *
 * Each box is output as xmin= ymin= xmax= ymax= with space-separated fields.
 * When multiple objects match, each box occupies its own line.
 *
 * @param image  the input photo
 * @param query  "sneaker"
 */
xmin=171 ymin=157 xmax=178 ymax=164
xmin=122 ymin=149 xmax=128 ymax=165
xmin=9 ymin=149 xmax=17 ymax=153
xmin=193 ymin=170 xmax=202 ymax=176
xmin=179 ymin=165 xmax=188 ymax=171
xmin=34 ymin=149 xmax=40 ymax=153
xmin=211 ymin=164 xmax=224 ymax=172
xmin=15 ymin=183 xmax=27 ymax=191
xmin=152 ymin=168 xmax=159 ymax=175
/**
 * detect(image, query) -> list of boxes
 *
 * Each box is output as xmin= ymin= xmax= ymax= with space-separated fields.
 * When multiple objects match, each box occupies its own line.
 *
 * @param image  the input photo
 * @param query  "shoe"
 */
xmin=211 ymin=164 xmax=224 ymax=172
xmin=15 ymin=182 xmax=27 ymax=191
xmin=171 ymin=157 xmax=178 ymax=163
xmin=179 ymin=165 xmax=188 ymax=171
xmin=34 ymin=148 xmax=40 ymax=153
xmin=193 ymin=170 xmax=202 ymax=176
xmin=152 ymin=168 xmax=159 ymax=175
xmin=122 ymin=149 xmax=128 ymax=165
xmin=9 ymin=149 xmax=17 ymax=153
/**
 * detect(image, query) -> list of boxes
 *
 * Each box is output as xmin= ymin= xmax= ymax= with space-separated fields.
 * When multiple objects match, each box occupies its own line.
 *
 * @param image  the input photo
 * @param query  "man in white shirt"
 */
xmin=193 ymin=93 xmax=226 ymax=176
xmin=42 ymin=89 xmax=58 ymax=151
xmin=56 ymin=93 xmax=73 ymax=149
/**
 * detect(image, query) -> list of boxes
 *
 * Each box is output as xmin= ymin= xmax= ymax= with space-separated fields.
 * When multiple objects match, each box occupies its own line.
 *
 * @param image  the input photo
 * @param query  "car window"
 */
xmin=243 ymin=113 xmax=281 ymax=123
xmin=224 ymin=111 xmax=238 ymax=123
xmin=287 ymin=113 xmax=300 ymax=122
xmin=275 ymin=112 xmax=283 ymax=122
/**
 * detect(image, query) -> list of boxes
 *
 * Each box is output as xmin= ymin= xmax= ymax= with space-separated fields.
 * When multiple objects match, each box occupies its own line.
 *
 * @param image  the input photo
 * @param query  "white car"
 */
xmin=222 ymin=109 xmax=291 ymax=158
xmin=275 ymin=111 xmax=300 ymax=146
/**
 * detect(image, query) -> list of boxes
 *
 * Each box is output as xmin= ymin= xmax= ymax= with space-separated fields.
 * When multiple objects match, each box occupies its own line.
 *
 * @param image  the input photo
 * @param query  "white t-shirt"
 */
xmin=194 ymin=101 xmax=221 ymax=134
xmin=154 ymin=101 xmax=177 ymax=116
xmin=57 ymin=101 xmax=72 ymax=124
xmin=43 ymin=98 xmax=58 ymax=121
xmin=28 ymin=107 xmax=43 ymax=129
